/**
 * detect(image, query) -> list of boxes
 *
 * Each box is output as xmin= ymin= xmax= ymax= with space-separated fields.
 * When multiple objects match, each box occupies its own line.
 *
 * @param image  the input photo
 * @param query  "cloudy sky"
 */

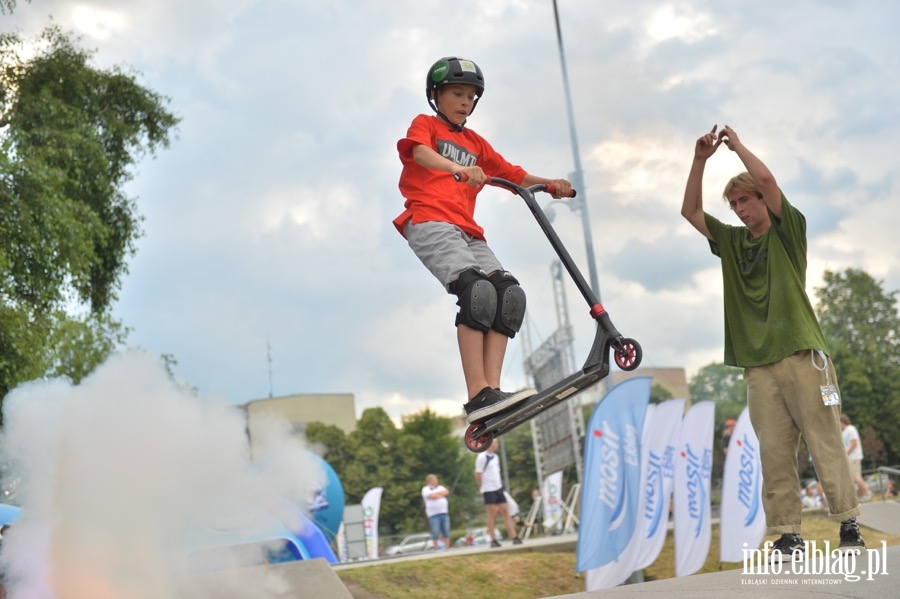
xmin=6 ymin=1 xmax=899 ymax=422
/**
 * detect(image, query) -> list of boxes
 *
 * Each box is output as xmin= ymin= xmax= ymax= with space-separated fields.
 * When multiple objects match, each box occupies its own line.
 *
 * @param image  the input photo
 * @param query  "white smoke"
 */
xmin=0 ymin=350 xmax=323 ymax=598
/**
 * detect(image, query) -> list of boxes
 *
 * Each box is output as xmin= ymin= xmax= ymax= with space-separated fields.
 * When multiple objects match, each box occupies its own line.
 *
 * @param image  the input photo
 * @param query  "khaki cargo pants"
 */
xmin=745 ymin=350 xmax=860 ymax=535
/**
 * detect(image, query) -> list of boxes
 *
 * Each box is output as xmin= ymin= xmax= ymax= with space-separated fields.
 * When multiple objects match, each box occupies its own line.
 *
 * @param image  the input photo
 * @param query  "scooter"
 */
xmin=454 ymin=173 xmax=642 ymax=453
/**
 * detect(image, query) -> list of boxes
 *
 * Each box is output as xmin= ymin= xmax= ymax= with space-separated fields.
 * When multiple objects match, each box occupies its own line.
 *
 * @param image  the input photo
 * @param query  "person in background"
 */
xmin=475 ymin=439 xmax=522 ymax=547
xmin=421 ymin=474 xmax=451 ymax=549
xmin=840 ymin=414 xmax=872 ymax=501
xmin=801 ymin=482 xmax=823 ymax=510
xmin=504 ymin=490 xmax=521 ymax=527
xmin=722 ymin=418 xmax=737 ymax=456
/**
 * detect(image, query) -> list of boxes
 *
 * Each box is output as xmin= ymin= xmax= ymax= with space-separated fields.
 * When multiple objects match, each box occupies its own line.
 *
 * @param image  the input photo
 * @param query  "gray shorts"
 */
xmin=404 ymin=221 xmax=504 ymax=292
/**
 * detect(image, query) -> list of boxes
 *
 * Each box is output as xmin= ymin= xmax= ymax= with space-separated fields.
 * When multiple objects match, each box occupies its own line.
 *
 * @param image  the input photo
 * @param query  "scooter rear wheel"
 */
xmin=465 ymin=424 xmax=493 ymax=453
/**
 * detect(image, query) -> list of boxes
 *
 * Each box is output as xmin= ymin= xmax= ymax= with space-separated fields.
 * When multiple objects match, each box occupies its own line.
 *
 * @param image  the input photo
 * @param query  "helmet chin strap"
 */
xmin=436 ymin=110 xmax=465 ymax=132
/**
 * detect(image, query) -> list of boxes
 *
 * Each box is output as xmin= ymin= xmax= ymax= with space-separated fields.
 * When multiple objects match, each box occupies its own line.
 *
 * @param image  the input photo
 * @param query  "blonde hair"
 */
xmin=722 ymin=172 xmax=764 ymax=202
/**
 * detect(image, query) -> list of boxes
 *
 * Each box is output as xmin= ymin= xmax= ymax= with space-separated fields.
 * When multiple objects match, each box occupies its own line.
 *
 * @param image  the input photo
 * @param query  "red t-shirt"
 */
xmin=393 ymin=114 xmax=527 ymax=241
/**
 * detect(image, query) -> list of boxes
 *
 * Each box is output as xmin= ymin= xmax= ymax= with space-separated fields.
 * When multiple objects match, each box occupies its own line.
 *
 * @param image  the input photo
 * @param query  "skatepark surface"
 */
xmin=273 ymin=500 xmax=900 ymax=598
xmin=548 ymin=500 xmax=900 ymax=598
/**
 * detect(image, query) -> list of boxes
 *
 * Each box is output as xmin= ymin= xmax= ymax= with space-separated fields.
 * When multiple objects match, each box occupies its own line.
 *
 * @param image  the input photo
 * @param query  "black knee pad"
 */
xmin=452 ymin=268 xmax=497 ymax=332
xmin=489 ymin=271 xmax=526 ymax=338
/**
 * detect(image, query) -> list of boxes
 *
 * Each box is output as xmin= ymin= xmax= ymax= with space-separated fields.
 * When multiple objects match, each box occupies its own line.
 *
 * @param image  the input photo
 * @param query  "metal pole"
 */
xmin=551 ymin=0 xmax=600 ymax=302
xmin=499 ymin=437 xmax=511 ymax=494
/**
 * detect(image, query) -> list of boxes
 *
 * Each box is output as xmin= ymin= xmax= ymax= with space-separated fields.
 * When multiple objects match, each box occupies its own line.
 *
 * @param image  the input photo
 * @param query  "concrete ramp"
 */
xmin=857 ymin=500 xmax=900 ymax=536
xmin=179 ymin=558 xmax=353 ymax=599
xmin=547 ymin=544 xmax=900 ymax=599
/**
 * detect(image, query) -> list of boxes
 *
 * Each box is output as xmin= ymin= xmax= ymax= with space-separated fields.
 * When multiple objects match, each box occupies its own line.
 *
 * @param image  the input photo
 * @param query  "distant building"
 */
xmin=241 ymin=393 xmax=357 ymax=454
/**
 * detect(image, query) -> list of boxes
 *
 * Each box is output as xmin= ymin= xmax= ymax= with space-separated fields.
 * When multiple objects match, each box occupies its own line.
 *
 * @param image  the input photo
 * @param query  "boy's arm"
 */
xmin=411 ymin=144 xmax=486 ymax=187
xmin=520 ymin=174 xmax=573 ymax=199
xmin=718 ymin=125 xmax=782 ymax=218
xmin=681 ymin=125 xmax=720 ymax=240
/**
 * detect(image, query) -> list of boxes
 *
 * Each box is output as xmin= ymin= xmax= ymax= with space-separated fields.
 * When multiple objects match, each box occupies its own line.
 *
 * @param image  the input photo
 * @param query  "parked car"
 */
xmin=384 ymin=532 xmax=435 ymax=556
xmin=454 ymin=527 xmax=502 ymax=548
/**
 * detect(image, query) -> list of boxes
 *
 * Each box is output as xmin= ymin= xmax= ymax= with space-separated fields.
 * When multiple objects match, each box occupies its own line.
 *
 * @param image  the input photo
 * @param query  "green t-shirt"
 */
xmin=704 ymin=194 xmax=828 ymax=367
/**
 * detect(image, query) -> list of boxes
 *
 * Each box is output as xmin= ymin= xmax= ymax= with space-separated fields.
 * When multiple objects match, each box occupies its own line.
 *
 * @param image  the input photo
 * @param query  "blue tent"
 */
xmin=0 ymin=503 xmax=21 ymax=526
xmin=184 ymin=497 xmax=311 ymax=573
xmin=184 ymin=494 xmax=337 ymax=572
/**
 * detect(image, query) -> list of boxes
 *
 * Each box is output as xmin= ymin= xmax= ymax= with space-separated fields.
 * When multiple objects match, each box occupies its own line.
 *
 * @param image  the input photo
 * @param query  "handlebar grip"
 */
xmin=453 ymin=172 xmax=469 ymax=182
xmin=546 ymin=184 xmax=577 ymax=198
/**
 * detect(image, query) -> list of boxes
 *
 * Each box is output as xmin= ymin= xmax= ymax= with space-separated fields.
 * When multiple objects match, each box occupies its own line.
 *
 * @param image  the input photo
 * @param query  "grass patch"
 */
xmin=337 ymin=512 xmax=900 ymax=598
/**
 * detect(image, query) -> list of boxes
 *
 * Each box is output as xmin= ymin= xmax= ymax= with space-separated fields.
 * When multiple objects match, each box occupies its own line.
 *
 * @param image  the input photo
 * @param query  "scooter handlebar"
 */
xmin=453 ymin=172 xmax=577 ymax=198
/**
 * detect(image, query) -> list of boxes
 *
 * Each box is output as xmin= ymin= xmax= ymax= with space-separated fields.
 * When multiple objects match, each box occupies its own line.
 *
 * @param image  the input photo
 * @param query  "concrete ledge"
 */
xmin=179 ymin=558 xmax=353 ymax=599
xmin=857 ymin=500 xmax=900 ymax=536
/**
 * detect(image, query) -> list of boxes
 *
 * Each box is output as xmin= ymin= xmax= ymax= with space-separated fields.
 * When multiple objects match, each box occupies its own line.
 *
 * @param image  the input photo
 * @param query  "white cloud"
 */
xmin=644 ymin=5 xmax=717 ymax=44
xmin=5 ymin=1 xmax=899 ymax=424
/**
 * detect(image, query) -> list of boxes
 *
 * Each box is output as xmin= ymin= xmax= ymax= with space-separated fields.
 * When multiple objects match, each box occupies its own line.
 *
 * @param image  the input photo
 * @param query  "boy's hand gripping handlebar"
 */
xmin=453 ymin=171 xmax=577 ymax=199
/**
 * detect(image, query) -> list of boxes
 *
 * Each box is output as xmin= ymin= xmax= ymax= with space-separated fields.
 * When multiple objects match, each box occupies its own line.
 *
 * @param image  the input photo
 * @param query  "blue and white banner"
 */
xmin=576 ymin=376 xmax=651 ymax=573
xmin=674 ymin=401 xmax=714 ymax=577
xmin=720 ymin=406 xmax=765 ymax=562
xmin=361 ymin=487 xmax=383 ymax=559
xmin=584 ymin=402 xmax=655 ymax=590
xmin=542 ymin=470 xmax=565 ymax=533
xmin=634 ymin=398 xmax=685 ymax=571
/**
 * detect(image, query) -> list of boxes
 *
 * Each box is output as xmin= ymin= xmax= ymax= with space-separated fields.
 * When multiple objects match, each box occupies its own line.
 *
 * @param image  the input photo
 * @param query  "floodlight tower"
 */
xmin=551 ymin=0 xmax=600 ymax=301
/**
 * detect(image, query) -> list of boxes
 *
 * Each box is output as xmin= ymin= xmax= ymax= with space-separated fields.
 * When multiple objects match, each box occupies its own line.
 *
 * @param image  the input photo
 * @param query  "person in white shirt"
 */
xmin=474 ymin=439 xmax=521 ymax=547
xmin=840 ymin=414 xmax=872 ymax=501
xmin=421 ymin=474 xmax=451 ymax=549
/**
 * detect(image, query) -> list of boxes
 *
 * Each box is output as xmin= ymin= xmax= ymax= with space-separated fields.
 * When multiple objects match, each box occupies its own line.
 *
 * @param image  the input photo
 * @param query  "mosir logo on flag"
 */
xmin=735 ymin=433 xmax=762 ymax=526
xmin=683 ymin=444 xmax=712 ymax=537
xmin=634 ymin=398 xmax=684 ymax=573
xmin=720 ymin=406 xmax=765 ymax=564
xmin=576 ymin=376 xmax=650 ymax=573
xmin=596 ymin=420 xmax=640 ymax=531
xmin=674 ymin=400 xmax=714 ymax=577
xmin=644 ymin=445 xmax=676 ymax=538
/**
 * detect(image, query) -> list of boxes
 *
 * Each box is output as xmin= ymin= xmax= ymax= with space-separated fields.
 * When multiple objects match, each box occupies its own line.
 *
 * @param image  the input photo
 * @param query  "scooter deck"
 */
xmin=459 ymin=177 xmax=642 ymax=453
xmin=464 ymin=312 xmax=631 ymax=453
xmin=473 ymin=361 xmax=608 ymax=437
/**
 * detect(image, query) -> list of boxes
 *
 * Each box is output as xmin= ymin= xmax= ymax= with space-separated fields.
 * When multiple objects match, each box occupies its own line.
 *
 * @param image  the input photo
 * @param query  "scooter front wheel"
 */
xmin=464 ymin=424 xmax=494 ymax=453
xmin=614 ymin=337 xmax=642 ymax=371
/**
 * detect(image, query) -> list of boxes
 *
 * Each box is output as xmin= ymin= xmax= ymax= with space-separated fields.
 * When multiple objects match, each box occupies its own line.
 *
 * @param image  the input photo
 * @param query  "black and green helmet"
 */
xmin=426 ymin=56 xmax=485 ymax=114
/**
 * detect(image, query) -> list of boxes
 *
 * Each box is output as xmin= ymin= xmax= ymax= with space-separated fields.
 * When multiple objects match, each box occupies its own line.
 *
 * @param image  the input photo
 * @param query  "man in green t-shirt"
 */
xmin=680 ymin=124 xmax=864 ymax=560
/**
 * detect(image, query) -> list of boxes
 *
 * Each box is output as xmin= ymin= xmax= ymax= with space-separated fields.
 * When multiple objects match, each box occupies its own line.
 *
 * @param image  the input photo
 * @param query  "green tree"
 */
xmin=688 ymin=362 xmax=746 ymax=483
xmin=815 ymin=268 xmax=900 ymax=464
xmin=689 ymin=362 xmax=746 ymax=405
xmin=498 ymin=423 xmax=541 ymax=513
xmin=401 ymin=409 xmax=480 ymax=524
xmin=41 ymin=310 xmax=130 ymax=384
xmin=307 ymin=408 xmax=479 ymax=536
xmin=650 ymin=382 xmax=673 ymax=404
xmin=0 ymin=24 xmax=178 ymax=399
xmin=688 ymin=362 xmax=746 ymax=422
